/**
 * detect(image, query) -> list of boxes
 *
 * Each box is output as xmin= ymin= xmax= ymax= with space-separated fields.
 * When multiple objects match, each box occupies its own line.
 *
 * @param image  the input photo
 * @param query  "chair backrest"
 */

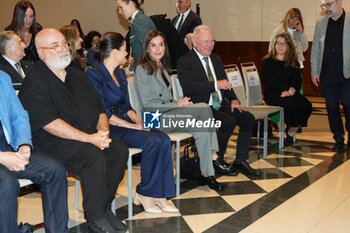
xmin=240 ymin=62 xmax=263 ymax=106
xmin=170 ymin=74 xmax=184 ymax=101
xmin=224 ymin=64 xmax=247 ymax=106
xmin=127 ymin=78 xmax=142 ymax=116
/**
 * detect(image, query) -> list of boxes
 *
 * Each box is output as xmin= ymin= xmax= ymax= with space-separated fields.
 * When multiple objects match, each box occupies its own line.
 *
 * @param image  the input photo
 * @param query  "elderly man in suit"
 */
xmin=311 ymin=0 xmax=350 ymax=152
xmin=177 ymin=25 xmax=262 ymax=177
xmin=0 ymin=31 xmax=30 ymax=84
xmin=172 ymin=0 xmax=202 ymax=39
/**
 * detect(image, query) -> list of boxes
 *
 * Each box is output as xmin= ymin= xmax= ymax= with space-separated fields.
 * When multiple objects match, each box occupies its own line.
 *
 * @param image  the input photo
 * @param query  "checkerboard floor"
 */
xmin=64 ymin=136 xmax=349 ymax=233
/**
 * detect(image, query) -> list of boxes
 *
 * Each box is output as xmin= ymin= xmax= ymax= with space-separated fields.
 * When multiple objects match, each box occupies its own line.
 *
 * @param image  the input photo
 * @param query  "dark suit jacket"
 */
xmin=150 ymin=14 xmax=189 ymax=69
xmin=172 ymin=10 xmax=202 ymax=38
xmin=177 ymin=50 xmax=238 ymax=106
xmin=130 ymin=11 xmax=156 ymax=69
xmin=0 ymin=55 xmax=30 ymax=84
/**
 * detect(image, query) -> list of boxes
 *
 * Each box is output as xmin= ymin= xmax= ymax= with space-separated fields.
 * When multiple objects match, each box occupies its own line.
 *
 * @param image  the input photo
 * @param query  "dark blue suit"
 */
xmin=88 ymin=63 xmax=175 ymax=198
xmin=172 ymin=10 xmax=202 ymax=38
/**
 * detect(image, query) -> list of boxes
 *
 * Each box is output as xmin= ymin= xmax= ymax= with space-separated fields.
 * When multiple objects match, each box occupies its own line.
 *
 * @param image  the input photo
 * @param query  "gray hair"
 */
xmin=0 ymin=31 xmax=17 ymax=55
xmin=193 ymin=25 xmax=213 ymax=39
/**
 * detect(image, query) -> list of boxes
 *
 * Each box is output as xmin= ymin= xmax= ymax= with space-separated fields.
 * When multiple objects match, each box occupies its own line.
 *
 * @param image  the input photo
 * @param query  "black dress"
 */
xmin=262 ymin=57 xmax=312 ymax=127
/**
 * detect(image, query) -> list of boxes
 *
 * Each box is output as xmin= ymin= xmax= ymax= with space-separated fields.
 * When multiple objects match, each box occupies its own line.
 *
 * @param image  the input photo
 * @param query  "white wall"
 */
xmin=1 ymin=0 xmax=350 ymax=41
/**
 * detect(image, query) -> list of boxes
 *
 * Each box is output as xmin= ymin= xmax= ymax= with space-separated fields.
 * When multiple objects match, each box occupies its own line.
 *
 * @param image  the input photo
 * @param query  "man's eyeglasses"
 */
xmin=39 ymin=41 xmax=69 ymax=53
xmin=320 ymin=0 xmax=338 ymax=9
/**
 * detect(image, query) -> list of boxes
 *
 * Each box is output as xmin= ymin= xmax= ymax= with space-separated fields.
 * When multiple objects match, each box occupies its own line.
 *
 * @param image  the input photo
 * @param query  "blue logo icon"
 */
xmin=144 ymin=110 xmax=162 ymax=128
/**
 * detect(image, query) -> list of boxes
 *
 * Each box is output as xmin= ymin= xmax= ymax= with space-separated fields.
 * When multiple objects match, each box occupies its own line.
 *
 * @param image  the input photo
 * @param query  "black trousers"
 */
xmin=321 ymin=78 xmax=350 ymax=143
xmin=64 ymin=137 xmax=128 ymax=221
xmin=212 ymin=105 xmax=255 ymax=163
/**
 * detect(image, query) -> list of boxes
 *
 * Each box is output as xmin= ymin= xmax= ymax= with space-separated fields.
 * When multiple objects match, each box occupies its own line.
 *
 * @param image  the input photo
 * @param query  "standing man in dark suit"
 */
xmin=311 ymin=0 xmax=350 ymax=152
xmin=172 ymin=0 xmax=202 ymax=39
xmin=177 ymin=25 xmax=261 ymax=177
xmin=0 ymin=31 xmax=30 ymax=84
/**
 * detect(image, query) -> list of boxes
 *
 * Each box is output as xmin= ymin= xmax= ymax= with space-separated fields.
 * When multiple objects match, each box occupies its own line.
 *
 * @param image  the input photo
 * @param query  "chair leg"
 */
xmin=257 ymin=120 xmax=261 ymax=146
xmin=263 ymin=116 xmax=268 ymax=157
xmin=175 ymin=140 xmax=180 ymax=196
xmin=111 ymin=199 xmax=116 ymax=215
xmin=127 ymin=155 xmax=133 ymax=218
xmin=74 ymin=177 xmax=79 ymax=209
xmin=279 ymin=109 xmax=284 ymax=149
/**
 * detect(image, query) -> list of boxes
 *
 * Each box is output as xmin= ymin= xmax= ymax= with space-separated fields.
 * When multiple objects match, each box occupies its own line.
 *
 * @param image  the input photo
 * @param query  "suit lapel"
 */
xmin=0 ymin=56 xmax=24 ymax=83
xmin=190 ymin=50 xmax=208 ymax=81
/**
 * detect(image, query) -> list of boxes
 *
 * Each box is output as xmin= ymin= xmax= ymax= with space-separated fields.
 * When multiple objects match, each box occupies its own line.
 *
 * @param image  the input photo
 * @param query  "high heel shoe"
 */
xmin=154 ymin=198 xmax=179 ymax=213
xmin=133 ymin=193 xmax=162 ymax=214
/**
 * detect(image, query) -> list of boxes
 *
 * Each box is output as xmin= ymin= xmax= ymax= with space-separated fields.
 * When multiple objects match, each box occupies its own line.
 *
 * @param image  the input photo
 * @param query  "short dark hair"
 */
xmin=120 ymin=0 xmax=144 ymax=10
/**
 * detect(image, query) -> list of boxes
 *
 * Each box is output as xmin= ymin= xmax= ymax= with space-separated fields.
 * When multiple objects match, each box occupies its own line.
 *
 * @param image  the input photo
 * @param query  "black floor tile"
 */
xmin=117 ymin=203 xmax=145 ymax=221
xmin=265 ymin=157 xmax=314 ymax=167
xmin=249 ymin=167 xmax=292 ymax=180
xmin=126 ymin=216 xmax=192 ymax=233
xmin=218 ymin=181 xmax=267 ymax=196
xmin=173 ymin=196 xmax=234 ymax=215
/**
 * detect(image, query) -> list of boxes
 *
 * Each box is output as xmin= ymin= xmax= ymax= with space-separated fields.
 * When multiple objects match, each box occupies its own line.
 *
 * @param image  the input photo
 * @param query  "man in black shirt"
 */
xmin=311 ymin=0 xmax=350 ymax=152
xmin=19 ymin=28 xmax=129 ymax=233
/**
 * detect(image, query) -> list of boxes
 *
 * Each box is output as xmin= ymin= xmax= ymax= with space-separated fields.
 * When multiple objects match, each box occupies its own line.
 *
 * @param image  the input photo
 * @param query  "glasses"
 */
xmin=39 ymin=41 xmax=69 ymax=53
xmin=320 ymin=0 xmax=338 ymax=9
xmin=276 ymin=42 xmax=288 ymax=47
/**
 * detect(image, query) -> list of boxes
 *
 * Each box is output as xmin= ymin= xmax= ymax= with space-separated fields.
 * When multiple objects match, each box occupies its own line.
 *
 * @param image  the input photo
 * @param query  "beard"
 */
xmin=45 ymin=53 xmax=72 ymax=70
xmin=325 ymin=10 xmax=334 ymax=17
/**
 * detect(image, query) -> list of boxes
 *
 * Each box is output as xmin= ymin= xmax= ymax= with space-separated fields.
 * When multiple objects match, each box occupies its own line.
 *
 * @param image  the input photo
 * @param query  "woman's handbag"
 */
xmin=180 ymin=142 xmax=201 ymax=180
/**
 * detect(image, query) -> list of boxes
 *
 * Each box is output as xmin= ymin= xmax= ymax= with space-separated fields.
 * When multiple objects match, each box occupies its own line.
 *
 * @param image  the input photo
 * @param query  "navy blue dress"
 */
xmin=88 ymin=62 xmax=175 ymax=198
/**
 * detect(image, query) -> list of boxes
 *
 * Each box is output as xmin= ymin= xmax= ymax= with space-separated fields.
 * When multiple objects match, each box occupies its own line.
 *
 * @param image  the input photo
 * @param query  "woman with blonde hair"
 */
xmin=268 ymin=8 xmax=308 ymax=69
xmin=59 ymin=25 xmax=85 ymax=71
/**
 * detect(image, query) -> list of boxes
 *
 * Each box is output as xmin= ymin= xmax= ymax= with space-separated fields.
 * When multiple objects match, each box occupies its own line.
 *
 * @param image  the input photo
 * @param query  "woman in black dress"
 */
xmin=5 ymin=0 xmax=42 ymax=63
xmin=262 ymin=32 xmax=312 ymax=144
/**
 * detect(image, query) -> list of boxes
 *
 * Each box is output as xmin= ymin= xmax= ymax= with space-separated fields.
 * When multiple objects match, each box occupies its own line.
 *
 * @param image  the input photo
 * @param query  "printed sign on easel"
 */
xmin=246 ymin=68 xmax=260 ymax=87
xmin=226 ymin=68 xmax=243 ymax=88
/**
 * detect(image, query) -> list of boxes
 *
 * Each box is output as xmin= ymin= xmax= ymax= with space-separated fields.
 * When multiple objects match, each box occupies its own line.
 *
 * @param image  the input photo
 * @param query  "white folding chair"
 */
xmin=74 ymin=148 xmax=142 ymax=218
xmin=240 ymin=62 xmax=284 ymax=154
xmin=170 ymin=73 xmax=184 ymax=101
xmin=224 ymin=63 xmax=284 ymax=157
xmin=128 ymin=77 xmax=192 ymax=196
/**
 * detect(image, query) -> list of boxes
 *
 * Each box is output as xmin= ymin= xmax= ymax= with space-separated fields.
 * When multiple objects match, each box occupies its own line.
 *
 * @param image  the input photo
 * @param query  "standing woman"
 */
xmin=87 ymin=32 xmax=178 ymax=214
xmin=268 ymin=8 xmax=308 ymax=69
xmin=116 ymin=0 xmax=156 ymax=69
xmin=262 ymin=33 xmax=312 ymax=145
xmin=5 ymin=0 xmax=42 ymax=63
xmin=70 ymin=19 xmax=85 ymax=38
xmin=59 ymin=25 xmax=85 ymax=71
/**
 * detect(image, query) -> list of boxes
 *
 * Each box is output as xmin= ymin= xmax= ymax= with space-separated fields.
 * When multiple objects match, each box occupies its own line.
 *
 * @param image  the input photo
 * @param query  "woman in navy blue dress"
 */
xmin=87 ymin=32 xmax=178 ymax=214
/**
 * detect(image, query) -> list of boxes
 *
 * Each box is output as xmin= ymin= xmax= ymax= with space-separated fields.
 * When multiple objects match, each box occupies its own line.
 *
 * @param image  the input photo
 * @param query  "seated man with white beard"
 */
xmin=19 ymin=28 xmax=129 ymax=233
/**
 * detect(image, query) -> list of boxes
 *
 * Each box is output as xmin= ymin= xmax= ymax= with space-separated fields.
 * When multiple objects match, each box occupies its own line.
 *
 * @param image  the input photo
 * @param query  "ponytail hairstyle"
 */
xmin=95 ymin=31 xmax=125 ymax=62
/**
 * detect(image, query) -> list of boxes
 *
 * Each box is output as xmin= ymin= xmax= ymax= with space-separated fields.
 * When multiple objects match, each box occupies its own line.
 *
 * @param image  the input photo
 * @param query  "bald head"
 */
xmin=35 ymin=28 xmax=65 ymax=48
xmin=35 ymin=28 xmax=71 ymax=71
